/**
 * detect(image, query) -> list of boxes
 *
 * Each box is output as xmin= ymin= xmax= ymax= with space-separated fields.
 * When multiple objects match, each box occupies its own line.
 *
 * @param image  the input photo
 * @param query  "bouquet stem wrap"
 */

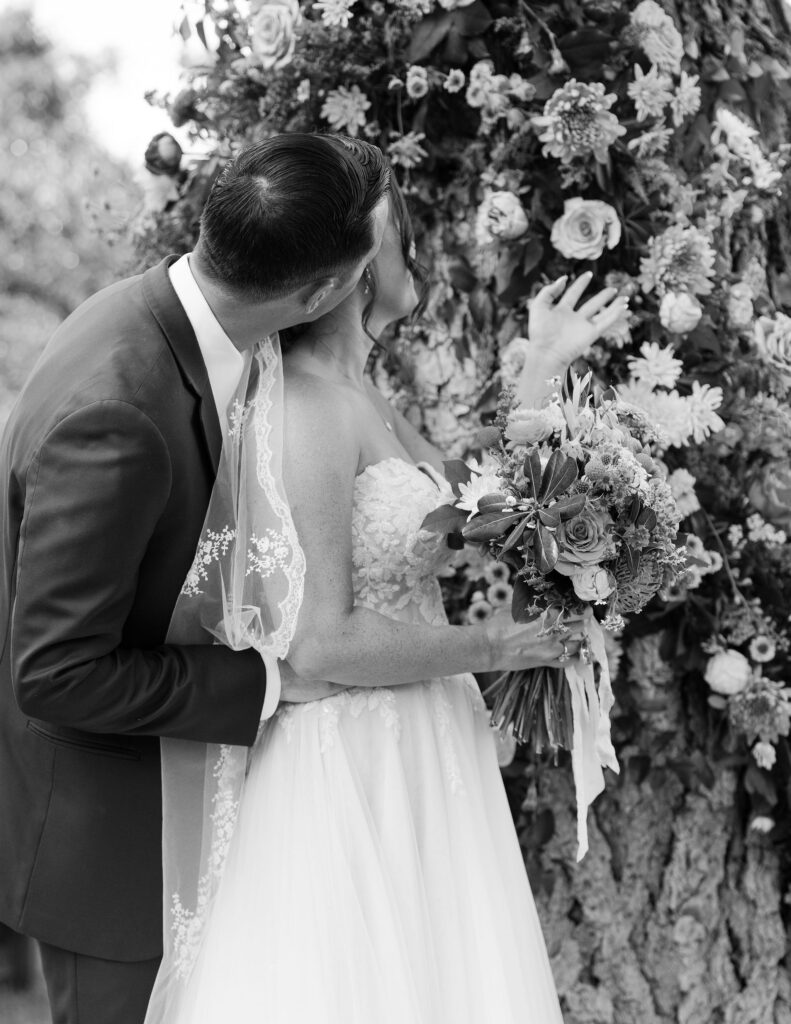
xmin=563 ymin=610 xmax=620 ymax=861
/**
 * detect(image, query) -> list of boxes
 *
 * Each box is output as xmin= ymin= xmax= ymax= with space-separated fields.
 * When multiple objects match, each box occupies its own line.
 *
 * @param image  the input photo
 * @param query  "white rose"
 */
xmin=505 ymin=405 xmax=564 ymax=445
xmin=249 ymin=0 xmax=301 ymax=70
xmin=659 ymin=291 xmax=702 ymax=334
xmin=751 ymin=741 xmax=777 ymax=770
xmin=475 ymin=191 xmax=529 ymax=246
xmin=570 ymin=566 xmax=615 ymax=603
xmin=703 ymin=649 xmax=751 ymax=695
xmin=498 ymin=336 xmax=532 ymax=385
xmin=550 ymin=198 xmax=622 ymax=260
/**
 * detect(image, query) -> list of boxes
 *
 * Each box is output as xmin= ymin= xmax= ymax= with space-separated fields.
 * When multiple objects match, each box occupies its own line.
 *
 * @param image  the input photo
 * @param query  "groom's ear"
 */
xmin=302 ymin=277 xmax=340 ymax=316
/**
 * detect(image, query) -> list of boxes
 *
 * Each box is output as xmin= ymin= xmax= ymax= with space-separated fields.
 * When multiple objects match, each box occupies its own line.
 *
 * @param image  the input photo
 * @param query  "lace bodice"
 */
xmin=351 ymin=456 xmax=455 ymax=625
xmin=274 ymin=455 xmax=487 ymax=762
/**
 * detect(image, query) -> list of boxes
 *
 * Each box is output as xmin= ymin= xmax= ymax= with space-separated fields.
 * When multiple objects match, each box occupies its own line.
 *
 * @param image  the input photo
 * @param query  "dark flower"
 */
xmin=144 ymin=132 xmax=183 ymax=176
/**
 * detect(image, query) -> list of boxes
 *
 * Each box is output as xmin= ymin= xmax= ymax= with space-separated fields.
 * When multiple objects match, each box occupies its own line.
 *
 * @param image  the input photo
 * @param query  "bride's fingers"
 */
xmin=588 ymin=296 xmax=630 ymax=333
xmin=576 ymin=286 xmax=620 ymax=320
xmin=533 ymin=274 xmax=569 ymax=307
xmin=555 ymin=270 xmax=594 ymax=309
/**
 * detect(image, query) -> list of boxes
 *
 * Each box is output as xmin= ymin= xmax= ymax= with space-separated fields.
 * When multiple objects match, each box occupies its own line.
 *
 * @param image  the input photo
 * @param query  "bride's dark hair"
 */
xmin=193 ymin=133 xmax=390 ymax=301
xmin=361 ymin=172 xmax=429 ymax=338
xmin=281 ymin=167 xmax=428 ymax=351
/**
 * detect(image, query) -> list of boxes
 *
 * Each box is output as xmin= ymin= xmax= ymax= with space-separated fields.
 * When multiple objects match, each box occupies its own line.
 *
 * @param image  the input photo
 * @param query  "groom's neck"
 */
xmin=189 ymin=254 xmax=295 ymax=351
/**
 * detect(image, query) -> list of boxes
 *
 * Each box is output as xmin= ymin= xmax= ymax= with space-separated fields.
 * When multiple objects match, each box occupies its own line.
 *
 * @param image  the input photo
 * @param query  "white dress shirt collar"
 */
xmin=168 ymin=253 xmax=281 ymax=721
xmin=168 ymin=254 xmax=245 ymax=432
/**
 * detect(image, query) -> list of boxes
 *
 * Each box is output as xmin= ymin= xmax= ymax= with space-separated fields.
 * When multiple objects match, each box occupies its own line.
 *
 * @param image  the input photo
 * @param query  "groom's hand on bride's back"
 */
xmin=278 ymin=659 xmax=347 ymax=703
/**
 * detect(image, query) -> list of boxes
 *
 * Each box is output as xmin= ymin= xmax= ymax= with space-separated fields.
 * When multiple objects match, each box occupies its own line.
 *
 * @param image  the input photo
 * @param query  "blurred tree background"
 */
xmin=0 ymin=6 xmax=139 ymax=422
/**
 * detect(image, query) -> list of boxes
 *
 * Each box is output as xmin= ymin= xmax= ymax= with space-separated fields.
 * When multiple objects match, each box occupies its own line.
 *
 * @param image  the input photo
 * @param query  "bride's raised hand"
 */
xmin=527 ymin=270 xmax=630 ymax=371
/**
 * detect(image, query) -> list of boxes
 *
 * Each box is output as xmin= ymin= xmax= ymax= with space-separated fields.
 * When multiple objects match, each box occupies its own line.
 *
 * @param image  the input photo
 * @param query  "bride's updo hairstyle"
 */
xmin=193 ymin=132 xmax=390 ymax=301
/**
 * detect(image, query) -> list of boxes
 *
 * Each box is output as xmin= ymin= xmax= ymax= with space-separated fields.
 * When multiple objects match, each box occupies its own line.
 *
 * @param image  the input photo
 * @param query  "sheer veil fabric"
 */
xmin=144 ymin=334 xmax=306 ymax=1023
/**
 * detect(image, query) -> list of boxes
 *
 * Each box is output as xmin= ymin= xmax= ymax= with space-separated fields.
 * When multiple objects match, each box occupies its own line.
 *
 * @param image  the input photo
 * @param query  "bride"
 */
xmin=145 ymin=171 xmax=627 ymax=1023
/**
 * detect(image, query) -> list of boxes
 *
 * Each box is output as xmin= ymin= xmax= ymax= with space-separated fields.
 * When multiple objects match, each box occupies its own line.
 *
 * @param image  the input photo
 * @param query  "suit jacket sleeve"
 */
xmin=10 ymin=400 xmax=266 ymax=746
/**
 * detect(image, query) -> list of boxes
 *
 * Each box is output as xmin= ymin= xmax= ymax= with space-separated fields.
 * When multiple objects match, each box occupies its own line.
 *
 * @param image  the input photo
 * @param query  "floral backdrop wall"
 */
xmin=136 ymin=0 xmax=791 ymax=1018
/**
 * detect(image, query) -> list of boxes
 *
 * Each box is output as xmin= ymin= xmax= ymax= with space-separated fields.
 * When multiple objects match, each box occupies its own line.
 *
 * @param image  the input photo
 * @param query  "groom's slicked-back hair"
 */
xmin=196 ymin=133 xmax=390 ymax=300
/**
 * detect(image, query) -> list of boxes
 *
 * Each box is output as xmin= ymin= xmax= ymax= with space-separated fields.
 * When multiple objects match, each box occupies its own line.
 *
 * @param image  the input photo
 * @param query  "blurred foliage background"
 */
xmin=0 ymin=6 xmax=139 ymax=422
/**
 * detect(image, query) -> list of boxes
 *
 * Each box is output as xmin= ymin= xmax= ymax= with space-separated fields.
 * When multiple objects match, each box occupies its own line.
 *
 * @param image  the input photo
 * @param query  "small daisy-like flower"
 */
xmin=405 ymin=65 xmax=429 ymax=100
xmin=467 ymin=597 xmax=494 ymax=623
xmin=387 ymin=130 xmax=428 ymax=169
xmin=670 ymin=71 xmax=701 ymax=126
xmin=749 ymin=635 xmax=777 ymax=663
xmin=320 ymin=84 xmax=370 ymax=137
xmin=486 ymin=582 xmax=513 ymax=607
xmin=295 ymin=78 xmax=311 ymax=103
xmin=484 ymin=560 xmax=510 ymax=585
xmin=627 ymin=341 xmax=683 ymax=389
xmin=312 ymin=0 xmax=355 ymax=27
xmin=456 ymin=473 xmax=505 ymax=519
xmin=532 ymin=79 xmax=626 ymax=165
xmin=626 ymin=122 xmax=673 ymax=159
xmin=627 ymin=64 xmax=673 ymax=121
xmin=444 ymin=68 xmax=466 ymax=93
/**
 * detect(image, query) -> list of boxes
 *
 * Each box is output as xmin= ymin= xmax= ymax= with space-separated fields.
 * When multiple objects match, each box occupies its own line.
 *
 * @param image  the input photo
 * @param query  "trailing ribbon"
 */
xmin=563 ymin=609 xmax=620 ymax=861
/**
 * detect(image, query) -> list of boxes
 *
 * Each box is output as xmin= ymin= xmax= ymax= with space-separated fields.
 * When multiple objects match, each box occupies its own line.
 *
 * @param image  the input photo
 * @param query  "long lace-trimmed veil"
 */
xmin=144 ymin=334 xmax=305 ymax=1023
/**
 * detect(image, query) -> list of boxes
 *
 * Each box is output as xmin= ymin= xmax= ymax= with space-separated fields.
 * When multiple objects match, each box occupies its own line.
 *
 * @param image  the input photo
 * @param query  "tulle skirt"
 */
xmin=168 ymin=676 xmax=564 ymax=1023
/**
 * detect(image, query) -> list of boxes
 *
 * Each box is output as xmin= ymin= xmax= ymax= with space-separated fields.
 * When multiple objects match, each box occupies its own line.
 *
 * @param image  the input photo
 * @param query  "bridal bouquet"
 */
xmin=422 ymin=370 xmax=686 ymax=857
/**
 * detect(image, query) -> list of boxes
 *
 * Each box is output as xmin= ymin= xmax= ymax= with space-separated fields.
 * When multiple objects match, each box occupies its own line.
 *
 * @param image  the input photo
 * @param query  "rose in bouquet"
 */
xmin=422 ymin=369 xmax=686 ymax=857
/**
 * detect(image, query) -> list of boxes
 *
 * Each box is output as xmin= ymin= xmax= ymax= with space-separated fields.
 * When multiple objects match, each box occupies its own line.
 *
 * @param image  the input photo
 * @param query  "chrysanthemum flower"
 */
xmin=639 ymin=225 xmax=716 ymax=297
xmin=312 ymin=0 xmax=355 ymax=27
xmin=627 ymin=342 xmax=683 ymax=389
xmin=532 ymin=79 xmax=626 ymax=164
xmin=320 ymin=84 xmax=370 ymax=136
xmin=627 ymin=64 xmax=673 ymax=121
xmin=387 ymin=130 xmax=428 ymax=169
xmin=685 ymin=381 xmax=725 ymax=443
xmin=670 ymin=71 xmax=702 ymax=126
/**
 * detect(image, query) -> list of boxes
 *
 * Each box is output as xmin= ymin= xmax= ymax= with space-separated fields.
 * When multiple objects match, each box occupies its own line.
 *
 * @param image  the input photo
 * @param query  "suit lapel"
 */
xmin=141 ymin=256 xmax=223 ymax=471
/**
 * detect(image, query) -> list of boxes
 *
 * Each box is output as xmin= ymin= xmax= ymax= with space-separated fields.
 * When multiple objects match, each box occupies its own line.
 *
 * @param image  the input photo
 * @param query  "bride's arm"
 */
xmin=282 ymin=376 xmax=576 ymax=687
xmin=369 ymin=275 xmax=629 ymax=467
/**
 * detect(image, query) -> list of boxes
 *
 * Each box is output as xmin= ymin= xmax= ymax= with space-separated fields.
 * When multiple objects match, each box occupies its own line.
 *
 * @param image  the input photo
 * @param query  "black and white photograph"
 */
xmin=0 ymin=0 xmax=790 ymax=1021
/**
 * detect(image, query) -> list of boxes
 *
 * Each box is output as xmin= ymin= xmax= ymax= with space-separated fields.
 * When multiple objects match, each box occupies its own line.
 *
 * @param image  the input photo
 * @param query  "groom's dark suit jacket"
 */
xmin=0 ymin=256 xmax=267 ymax=962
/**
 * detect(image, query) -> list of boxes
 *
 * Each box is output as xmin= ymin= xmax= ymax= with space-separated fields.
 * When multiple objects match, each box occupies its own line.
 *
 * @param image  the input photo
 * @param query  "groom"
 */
xmin=0 ymin=133 xmax=390 ymax=1024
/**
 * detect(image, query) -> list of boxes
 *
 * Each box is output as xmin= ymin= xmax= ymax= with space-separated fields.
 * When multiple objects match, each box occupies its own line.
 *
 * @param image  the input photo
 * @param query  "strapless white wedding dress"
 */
xmin=169 ymin=457 xmax=564 ymax=1023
